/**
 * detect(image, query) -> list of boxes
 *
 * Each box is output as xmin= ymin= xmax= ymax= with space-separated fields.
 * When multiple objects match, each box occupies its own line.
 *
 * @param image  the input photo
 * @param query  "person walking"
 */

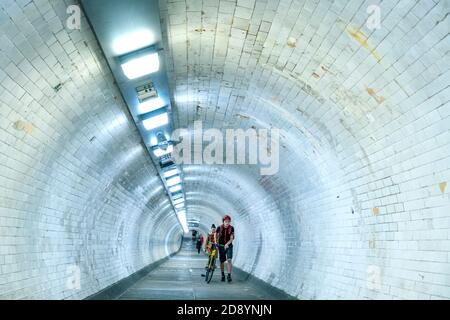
xmin=196 ymin=233 xmax=204 ymax=254
xmin=216 ymin=215 xmax=234 ymax=282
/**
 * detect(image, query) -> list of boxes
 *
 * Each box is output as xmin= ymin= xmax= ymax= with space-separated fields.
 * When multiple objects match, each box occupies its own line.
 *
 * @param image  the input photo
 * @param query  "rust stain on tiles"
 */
xmin=372 ymin=207 xmax=380 ymax=216
xmin=13 ymin=120 xmax=35 ymax=134
xmin=366 ymin=87 xmax=385 ymax=104
xmin=346 ymin=26 xmax=381 ymax=62
xmin=287 ymin=36 xmax=297 ymax=48
xmin=13 ymin=120 xmax=25 ymax=131
xmin=23 ymin=123 xmax=34 ymax=134
xmin=439 ymin=182 xmax=447 ymax=193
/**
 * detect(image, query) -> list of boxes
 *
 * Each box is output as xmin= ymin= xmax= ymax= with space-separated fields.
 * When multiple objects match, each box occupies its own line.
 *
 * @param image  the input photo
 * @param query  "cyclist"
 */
xmin=216 ymin=215 xmax=234 ymax=282
xmin=204 ymin=224 xmax=217 ymax=268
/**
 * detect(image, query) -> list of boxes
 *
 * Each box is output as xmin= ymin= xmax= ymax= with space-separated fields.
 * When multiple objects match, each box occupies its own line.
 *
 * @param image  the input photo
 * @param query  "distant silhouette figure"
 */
xmin=196 ymin=233 xmax=204 ymax=254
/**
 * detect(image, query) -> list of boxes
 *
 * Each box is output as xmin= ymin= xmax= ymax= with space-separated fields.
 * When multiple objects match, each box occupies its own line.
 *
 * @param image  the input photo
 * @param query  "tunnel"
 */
xmin=0 ymin=0 xmax=449 ymax=301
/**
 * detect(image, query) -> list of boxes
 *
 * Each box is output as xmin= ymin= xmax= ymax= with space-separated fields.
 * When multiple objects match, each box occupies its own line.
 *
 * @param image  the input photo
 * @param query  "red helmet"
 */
xmin=223 ymin=214 xmax=231 ymax=222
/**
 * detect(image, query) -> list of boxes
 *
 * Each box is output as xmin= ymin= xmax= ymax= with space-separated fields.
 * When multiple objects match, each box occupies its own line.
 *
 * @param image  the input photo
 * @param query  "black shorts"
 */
xmin=218 ymin=245 xmax=233 ymax=263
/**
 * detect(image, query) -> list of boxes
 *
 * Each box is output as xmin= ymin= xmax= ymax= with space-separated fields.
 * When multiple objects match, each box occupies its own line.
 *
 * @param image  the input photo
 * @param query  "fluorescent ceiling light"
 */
xmin=142 ymin=112 xmax=168 ymax=130
xmin=153 ymin=145 xmax=173 ymax=157
xmin=163 ymin=168 xmax=178 ymax=179
xmin=169 ymin=185 xmax=182 ymax=193
xmin=138 ymin=97 xmax=165 ymax=114
xmin=173 ymin=198 xmax=184 ymax=205
xmin=113 ymin=30 xmax=154 ymax=55
xmin=172 ymin=191 xmax=183 ymax=199
xmin=121 ymin=52 xmax=159 ymax=79
xmin=177 ymin=210 xmax=189 ymax=233
xmin=174 ymin=203 xmax=184 ymax=209
xmin=166 ymin=175 xmax=181 ymax=187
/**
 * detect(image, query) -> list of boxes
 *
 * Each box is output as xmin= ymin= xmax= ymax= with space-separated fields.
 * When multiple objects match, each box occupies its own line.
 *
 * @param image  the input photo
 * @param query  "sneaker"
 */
xmin=221 ymin=274 xmax=226 ymax=282
xmin=227 ymin=274 xmax=232 ymax=282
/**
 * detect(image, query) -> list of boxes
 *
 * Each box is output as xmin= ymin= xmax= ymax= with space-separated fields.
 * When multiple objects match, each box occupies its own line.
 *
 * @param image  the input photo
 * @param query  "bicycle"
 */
xmin=204 ymin=243 xmax=225 ymax=283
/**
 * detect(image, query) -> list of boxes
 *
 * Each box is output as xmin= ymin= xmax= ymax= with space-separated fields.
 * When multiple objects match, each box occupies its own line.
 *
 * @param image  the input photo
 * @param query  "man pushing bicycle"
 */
xmin=216 ymin=215 xmax=234 ymax=282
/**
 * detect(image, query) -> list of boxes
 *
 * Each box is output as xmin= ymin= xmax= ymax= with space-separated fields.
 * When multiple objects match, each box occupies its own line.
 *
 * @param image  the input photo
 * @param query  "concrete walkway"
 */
xmin=117 ymin=239 xmax=288 ymax=300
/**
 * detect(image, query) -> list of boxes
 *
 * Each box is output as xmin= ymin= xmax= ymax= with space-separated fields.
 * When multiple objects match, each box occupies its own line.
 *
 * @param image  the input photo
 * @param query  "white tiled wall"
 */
xmin=0 ymin=0 xmax=181 ymax=299
xmin=0 ymin=0 xmax=449 ymax=300
xmin=160 ymin=0 xmax=450 ymax=299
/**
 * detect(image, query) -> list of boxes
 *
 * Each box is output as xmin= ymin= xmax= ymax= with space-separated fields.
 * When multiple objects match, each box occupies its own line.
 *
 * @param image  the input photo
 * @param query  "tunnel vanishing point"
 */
xmin=0 ymin=0 xmax=449 ymax=300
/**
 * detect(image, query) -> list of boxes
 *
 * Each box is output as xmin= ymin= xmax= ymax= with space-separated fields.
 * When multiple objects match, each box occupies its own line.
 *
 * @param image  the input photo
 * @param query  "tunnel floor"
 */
xmin=116 ymin=239 xmax=286 ymax=300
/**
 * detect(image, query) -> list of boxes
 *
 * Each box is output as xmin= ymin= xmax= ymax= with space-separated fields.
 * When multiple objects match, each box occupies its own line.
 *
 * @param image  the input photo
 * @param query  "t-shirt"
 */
xmin=216 ymin=225 xmax=235 ymax=245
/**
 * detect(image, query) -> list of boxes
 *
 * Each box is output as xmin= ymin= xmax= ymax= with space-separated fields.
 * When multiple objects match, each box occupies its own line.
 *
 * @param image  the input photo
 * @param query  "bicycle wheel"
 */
xmin=206 ymin=256 xmax=215 ymax=283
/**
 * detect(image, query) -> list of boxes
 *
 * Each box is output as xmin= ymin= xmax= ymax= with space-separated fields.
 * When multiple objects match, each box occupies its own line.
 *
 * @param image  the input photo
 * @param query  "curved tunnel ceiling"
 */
xmin=0 ymin=0 xmax=449 ymax=300
xmin=158 ymin=0 xmax=450 ymax=298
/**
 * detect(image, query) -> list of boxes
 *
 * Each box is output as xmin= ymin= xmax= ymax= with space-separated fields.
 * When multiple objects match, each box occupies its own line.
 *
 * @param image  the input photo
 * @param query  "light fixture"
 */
xmin=163 ymin=167 xmax=178 ymax=178
xmin=174 ymin=203 xmax=184 ymax=209
xmin=120 ymin=51 xmax=159 ymax=80
xmin=150 ymin=131 xmax=170 ymax=147
xmin=161 ymin=159 xmax=175 ymax=169
xmin=169 ymin=184 xmax=182 ymax=193
xmin=113 ymin=29 xmax=154 ymax=55
xmin=173 ymin=198 xmax=184 ymax=205
xmin=138 ymin=97 xmax=165 ymax=114
xmin=153 ymin=145 xmax=173 ymax=157
xmin=141 ymin=112 xmax=168 ymax=130
xmin=171 ymin=191 xmax=183 ymax=199
xmin=166 ymin=175 xmax=181 ymax=187
xmin=177 ymin=210 xmax=189 ymax=233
